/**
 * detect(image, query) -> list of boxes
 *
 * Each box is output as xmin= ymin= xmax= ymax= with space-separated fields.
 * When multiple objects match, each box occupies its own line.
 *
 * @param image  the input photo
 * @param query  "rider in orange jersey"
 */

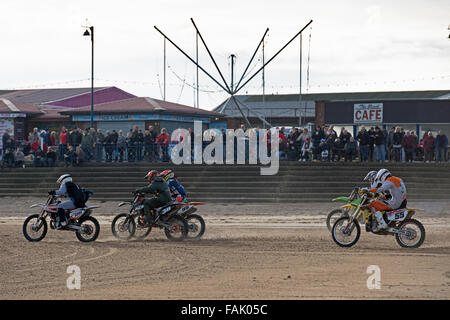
xmin=368 ymin=169 xmax=407 ymax=232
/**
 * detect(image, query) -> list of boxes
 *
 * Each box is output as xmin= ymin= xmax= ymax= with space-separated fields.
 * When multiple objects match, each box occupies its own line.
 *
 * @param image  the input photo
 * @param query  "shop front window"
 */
xmin=420 ymin=124 xmax=450 ymax=140
xmin=383 ymin=123 xmax=417 ymax=135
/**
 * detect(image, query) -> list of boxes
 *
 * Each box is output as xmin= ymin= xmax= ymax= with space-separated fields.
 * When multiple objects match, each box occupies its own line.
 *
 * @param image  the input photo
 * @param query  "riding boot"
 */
xmin=373 ymin=211 xmax=387 ymax=231
xmin=143 ymin=209 xmax=154 ymax=226
xmin=57 ymin=208 xmax=68 ymax=227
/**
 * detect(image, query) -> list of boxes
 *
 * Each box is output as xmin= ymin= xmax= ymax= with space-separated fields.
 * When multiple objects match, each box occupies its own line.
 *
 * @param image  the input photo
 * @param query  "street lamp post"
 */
xmin=83 ymin=26 xmax=94 ymax=129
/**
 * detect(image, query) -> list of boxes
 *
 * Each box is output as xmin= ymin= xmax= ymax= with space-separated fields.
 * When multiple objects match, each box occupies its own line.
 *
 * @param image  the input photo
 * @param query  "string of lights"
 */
xmin=4 ymin=74 xmax=449 ymax=92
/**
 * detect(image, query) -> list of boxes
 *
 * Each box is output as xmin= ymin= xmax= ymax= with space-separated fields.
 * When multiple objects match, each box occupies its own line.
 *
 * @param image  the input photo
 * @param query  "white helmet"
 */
xmin=57 ymin=174 xmax=72 ymax=185
xmin=375 ymin=169 xmax=390 ymax=184
xmin=363 ymin=171 xmax=377 ymax=182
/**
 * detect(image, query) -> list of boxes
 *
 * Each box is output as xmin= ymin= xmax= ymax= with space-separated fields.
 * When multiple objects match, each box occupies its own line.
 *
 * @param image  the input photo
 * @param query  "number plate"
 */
xmin=387 ymin=209 xmax=408 ymax=222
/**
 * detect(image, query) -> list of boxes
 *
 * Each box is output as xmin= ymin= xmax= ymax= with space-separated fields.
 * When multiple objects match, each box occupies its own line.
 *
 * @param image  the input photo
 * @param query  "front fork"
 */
xmin=344 ymin=206 xmax=362 ymax=234
xmin=33 ymin=210 xmax=48 ymax=230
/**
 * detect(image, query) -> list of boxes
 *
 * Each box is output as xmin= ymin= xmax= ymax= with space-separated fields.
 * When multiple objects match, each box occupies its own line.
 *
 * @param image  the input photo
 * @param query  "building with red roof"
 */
xmin=60 ymin=97 xmax=224 ymax=133
xmin=0 ymin=98 xmax=45 ymax=147
xmin=0 ymin=87 xmax=225 ymax=146
xmin=0 ymin=87 xmax=136 ymax=143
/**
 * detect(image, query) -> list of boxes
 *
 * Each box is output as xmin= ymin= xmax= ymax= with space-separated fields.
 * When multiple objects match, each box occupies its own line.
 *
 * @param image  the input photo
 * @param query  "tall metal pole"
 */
xmin=190 ymin=18 xmax=232 ymax=93
xmin=163 ymin=38 xmax=166 ymax=101
xmin=90 ymin=26 xmax=94 ymax=129
xmin=262 ymin=39 xmax=265 ymax=110
xmin=196 ymin=32 xmax=199 ymax=108
xmin=235 ymin=20 xmax=313 ymax=95
xmin=299 ymin=33 xmax=302 ymax=126
xmin=230 ymin=54 xmax=236 ymax=92
xmin=154 ymin=26 xmax=231 ymax=94
xmin=234 ymin=28 xmax=269 ymax=93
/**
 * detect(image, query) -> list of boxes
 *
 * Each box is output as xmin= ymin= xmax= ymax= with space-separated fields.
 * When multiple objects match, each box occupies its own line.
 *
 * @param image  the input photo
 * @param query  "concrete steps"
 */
xmin=1 ymin=162 xmax=449 ymax=203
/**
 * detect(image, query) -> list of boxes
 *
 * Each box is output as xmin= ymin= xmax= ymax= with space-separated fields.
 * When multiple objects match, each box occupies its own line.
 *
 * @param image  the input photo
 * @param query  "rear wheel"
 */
xmin=395 ymin=219 xmax=425 ymax=248
xmin=76 ymin=216 xmax=100 ymax=242
xmin=326 ymin=209 xmax=348 ymax=232
xmin=186 ymin=214 xmax=205 ymax=239
xmin=164 ymin=214 xmax=188 ymax=241
xmin=111 ymin=213 xmax=135 ymax=240
xmin=331 ymin=217 xmax=361 ymax=247
xmin=23 ymin=214 xmax=47 ymax=242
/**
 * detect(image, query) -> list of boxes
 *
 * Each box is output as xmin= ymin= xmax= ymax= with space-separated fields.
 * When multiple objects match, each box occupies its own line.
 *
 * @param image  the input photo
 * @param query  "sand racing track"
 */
xmin=0 ymin=200 xmax=449 ymax=300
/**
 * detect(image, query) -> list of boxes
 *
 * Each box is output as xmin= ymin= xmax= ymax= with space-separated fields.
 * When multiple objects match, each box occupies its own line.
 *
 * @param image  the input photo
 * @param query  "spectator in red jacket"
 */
xmin=156 ymin=128 xmax=170 ymax=162
xmin=402 ymin=131 xmax=417 ymax=163
xmin=422 ymin=131 xmax=435 ymax=163
xmin=50 ymin=131 xmax=58 ymax=146
xmin=59 ymin=127 xmax=68 ymax=161
xmin=278 ymin=129 xmax=287 ymax=155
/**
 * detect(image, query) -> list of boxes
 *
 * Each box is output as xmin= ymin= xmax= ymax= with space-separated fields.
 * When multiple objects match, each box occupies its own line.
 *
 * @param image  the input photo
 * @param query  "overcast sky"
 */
xmin=1 ymin=0 xmax=449 ymax=110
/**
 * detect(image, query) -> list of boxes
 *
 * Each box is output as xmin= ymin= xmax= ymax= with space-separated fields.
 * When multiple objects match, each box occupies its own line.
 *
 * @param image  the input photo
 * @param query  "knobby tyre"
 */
xmin=326 ymin=209 xmax=347 ymax=232
xmin=111 ymin=213 xmax=136 ymax=240
xmin=76 ymin=216 xmax=100 ymax=242
xmin=186 ymin=214 xmax=206 ymax=239
xmin=164 ymin=214 xmax=188 ymax=241
xmin=395 ymin=219 xmax=426 ymax=248
xmin=23 ymin=214 xmax=47 ymax=242
xmin=331 ymin=217 xmax=361 ymax=247
xmin=133 ymin=214 xmax=152 ymax=239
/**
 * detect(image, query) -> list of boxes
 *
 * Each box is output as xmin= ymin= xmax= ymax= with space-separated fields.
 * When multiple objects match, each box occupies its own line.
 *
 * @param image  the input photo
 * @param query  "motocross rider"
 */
xmin=135 ymin=170 xmax=172 ymax=225
xmin=368 ymin=169 xmax=407 ymax=232
xmin=160 ymin=169 xmax=187 ymax=203
xmin=49 ymin=174 xmax=86 ymax=229
xmin=363 ymin=170 xmax=379 ymax=189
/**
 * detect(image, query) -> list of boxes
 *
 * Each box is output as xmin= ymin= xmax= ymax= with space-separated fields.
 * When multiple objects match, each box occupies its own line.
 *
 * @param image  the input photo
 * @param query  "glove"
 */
xmin=48 ymin=190 xmax=56 ymax=196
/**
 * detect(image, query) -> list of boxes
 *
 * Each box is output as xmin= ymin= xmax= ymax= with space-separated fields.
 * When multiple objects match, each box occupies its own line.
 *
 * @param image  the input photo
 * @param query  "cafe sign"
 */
xmin=354 ymin=103 xmax=383 ymax=123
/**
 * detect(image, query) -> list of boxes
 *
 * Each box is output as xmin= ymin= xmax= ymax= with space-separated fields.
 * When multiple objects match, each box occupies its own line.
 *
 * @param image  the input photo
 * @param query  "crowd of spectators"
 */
xmin=1 ymin=125 xmax=172 ymax=168
xmin=1 ymin=124 xmax=449 ymax=169
xmin=279 ymin=125 xmax=449 ymax=163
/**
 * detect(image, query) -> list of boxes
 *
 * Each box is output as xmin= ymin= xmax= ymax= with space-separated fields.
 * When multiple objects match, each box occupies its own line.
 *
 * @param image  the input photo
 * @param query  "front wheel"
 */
xmin=326 ymin=209 xmax=348 ymax=232
xmin=111 ymin=213 xmax=136 ymax=240
xmin=76 ymin=216 xmax=100 ymax=242
xmin=23 ymin=214 xmax=47 ymax=242
xmin=133 ymin=213 xmax=152 ymax=240
xmin=331 ymin=217 xmax=361 ymax=247
xmin=185 ymin=214 xmax=206 ymax=239
xmin=395 ymin=219 xmax=426 ymax=248
xmin=164 ymin=214 xmax=188 ymax=241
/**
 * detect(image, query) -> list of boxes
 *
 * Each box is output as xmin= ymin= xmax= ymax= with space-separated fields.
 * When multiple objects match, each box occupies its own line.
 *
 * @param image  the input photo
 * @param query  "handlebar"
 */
xmin=358 ymin=188 xmax=383 ymax=199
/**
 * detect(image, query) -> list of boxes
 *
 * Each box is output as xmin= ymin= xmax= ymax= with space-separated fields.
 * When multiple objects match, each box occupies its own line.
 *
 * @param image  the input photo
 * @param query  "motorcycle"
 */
xmin=331 ymin=188 xmax=425 ymax=248
xmin=23 ymin=194 xmax=100 ymax=242
xmin=111 ymin=192 xmax=188 ymax=241
xmin=326 ymin=187 xmax=363 ymax=232
xmin=174 ymin=201 xmax=206 ymax=239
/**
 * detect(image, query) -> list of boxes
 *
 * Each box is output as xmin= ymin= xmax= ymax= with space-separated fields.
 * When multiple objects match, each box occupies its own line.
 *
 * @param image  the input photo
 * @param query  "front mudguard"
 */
xmin=332 ymin=197 xmax=350 ymax=203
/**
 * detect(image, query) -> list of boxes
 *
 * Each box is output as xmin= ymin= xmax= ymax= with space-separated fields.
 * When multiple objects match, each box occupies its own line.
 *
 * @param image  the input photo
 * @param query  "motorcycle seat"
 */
xmin=156 ymin=202 xmax=176 ymax=211
xmin=384 ymin=199 xmax=408 ymax=214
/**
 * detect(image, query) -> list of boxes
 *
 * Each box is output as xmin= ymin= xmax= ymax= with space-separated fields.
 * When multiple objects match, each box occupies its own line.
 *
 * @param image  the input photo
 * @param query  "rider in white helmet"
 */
xmin=363 ymin=170 xmax=379 ymax=189
xmin=368 ymin=169 xmax=407 ymax=232
xmin=50 ymin=174 xmax=86 ymax=229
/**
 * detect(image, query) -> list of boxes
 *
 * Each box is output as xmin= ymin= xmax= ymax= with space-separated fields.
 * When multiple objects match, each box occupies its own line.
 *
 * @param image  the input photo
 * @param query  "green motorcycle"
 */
xmin=326 ymin=187 xmax=364 ymax=232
